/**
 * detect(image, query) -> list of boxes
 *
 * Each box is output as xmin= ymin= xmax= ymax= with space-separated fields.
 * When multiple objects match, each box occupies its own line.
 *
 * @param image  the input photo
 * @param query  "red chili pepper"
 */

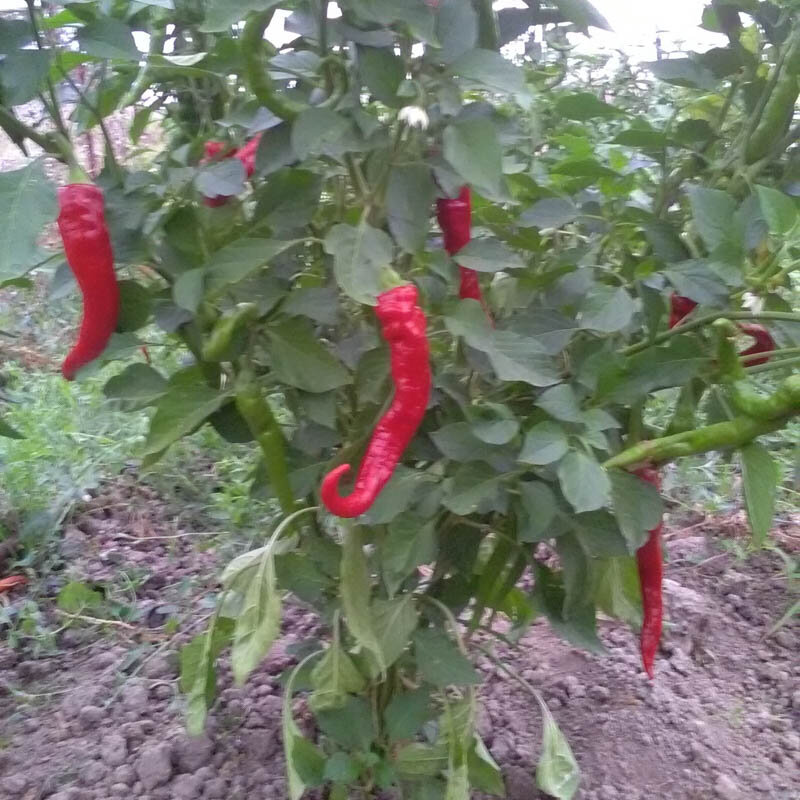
xmin=321 ymin=285 xmax=431 ymax=517
xmin=633 ymin=465 xmax=664 ymax=680
xmin=58 ymin=184 xmax=119 ymax=381
xmin=201 ymin=135 xmax=262 ymax=206
xmin=436 ymin=186 xmax=490 ymax=311
xmin=738 ymin=322 xmax=775 ymax=366
xmin=668 ymin=293 xmax=697 ymax=329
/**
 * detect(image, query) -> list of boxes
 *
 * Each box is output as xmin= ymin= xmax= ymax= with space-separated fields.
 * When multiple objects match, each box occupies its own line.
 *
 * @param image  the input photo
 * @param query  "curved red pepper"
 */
xmin=201 ymin=134 xmax=262 ymax=206
xmin=436 ymin=186 xmax=489 ymax=310
xmin=738 ymin=322 xmax=775 ymax=366
xmin=321 ymin=285 xmax=431 ymax=517
xmin=633 ymin=466 xmax=664 ymax=680
xmin=58 ymin=184 xmax=119 ymax=381
xmin=668 ymin=293 xmax=697 ymax=329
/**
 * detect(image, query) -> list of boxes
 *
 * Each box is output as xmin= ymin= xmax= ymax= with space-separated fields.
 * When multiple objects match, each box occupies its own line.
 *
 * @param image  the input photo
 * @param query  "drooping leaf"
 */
xmin=414 ymin=628 xmax=480 ymax=686
xmin=386 ymin=164 xmax=436 ymax=253
xmin=558 ymin=451 xmax=610 ymax=513
xmin=0 ymin=161 xmax=57 ymax=280
xmin=536 ymin=703 xmax=580 ymax=799
xmin=324 ymin=222 xmax=394 ymax=305
xmin=309 ymin=638 xmax=366 ymax=711
xmin=443 ymin=118 xmax=504 ymax=197
xmin=609 ymin=470 xmax=663 ymax=552
xmin=740 ymin=442 xmax=778 ymax=547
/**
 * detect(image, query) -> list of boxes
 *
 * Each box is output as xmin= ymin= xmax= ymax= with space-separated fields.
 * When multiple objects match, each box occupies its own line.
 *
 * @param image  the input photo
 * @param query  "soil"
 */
xmin=0 ymin=478 xmax=798 ymax=800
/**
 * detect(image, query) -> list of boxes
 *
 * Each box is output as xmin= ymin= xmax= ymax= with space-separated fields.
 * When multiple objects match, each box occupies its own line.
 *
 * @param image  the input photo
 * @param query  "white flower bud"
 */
xmin=398 ymin=105 xmax=429 ymax=130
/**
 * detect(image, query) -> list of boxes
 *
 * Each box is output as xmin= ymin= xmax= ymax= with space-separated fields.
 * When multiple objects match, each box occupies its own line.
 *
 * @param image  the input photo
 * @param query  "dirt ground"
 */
xmin=0 ymin=477 xmax=798 ymax=800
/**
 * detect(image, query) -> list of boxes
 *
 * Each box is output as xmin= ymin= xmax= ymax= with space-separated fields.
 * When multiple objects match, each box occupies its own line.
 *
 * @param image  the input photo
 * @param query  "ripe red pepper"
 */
xmin=436 ymin=186 xmax=489 ymax=310
xmin=58 ymin=184 xmax=119 ymax=381
xmin=738 ymin=322 xmax=775 ymax=366
xmin=633 ymin=465 xmax=664 ymax=680
xmin=201 ymin=134 xmax=262 ymax=206
xmin=321 ymin=285 xmax=431 ymax=517
xmin=668 ymin=293 xmax=697 ymax=329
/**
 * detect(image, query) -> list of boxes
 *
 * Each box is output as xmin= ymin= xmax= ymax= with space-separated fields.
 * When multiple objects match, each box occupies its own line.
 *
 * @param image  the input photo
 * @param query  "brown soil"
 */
xmin=0 ymin=478 xmax=797 ymax=800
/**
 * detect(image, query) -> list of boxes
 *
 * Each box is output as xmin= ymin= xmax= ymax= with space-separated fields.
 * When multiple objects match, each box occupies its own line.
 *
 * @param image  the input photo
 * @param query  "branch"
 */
xmin=0 ymin=105 xmax=72 ymax=162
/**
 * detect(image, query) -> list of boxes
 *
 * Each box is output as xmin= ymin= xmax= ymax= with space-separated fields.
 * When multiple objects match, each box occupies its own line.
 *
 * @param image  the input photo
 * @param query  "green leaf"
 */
xmin=204 ymin=238 xmax=298 ymax=291
xmin=384 ymin=687 xmax=434 ymax=742
xmin=740 ymin=442 xmax=778 ymax=547
xmin=201 ymin=0 xmax=282 ymax=31
xmin=443 ymin=463 xmax=506 ymax=515
xmin=455 ymin=238 xmax=524 ymax=272
xmin=267 ymin=318 xmax=351 ymax=393
xmin=519 ymin=421 xmax=569 ymax=465
xmin=448 ymin=48 xmax=524 ymax=93
xmin=196 ymin=158 xmax=245 ymax=200
xmin=536 ymin=703 xmax=580 ymax=799
xmin=359 ymin=45 xmax=405 ymax=106
xmin=0 ymin=161 xmax=57 ymax=280
xmin=0 ymin=49 xmax=52 ymax=106
xmin=386 ymin=164 xmax=436 ymax=253
xmin=317 ymin=695 xmax=376 ymax=751
xmin=142 ymin=367 xmax=230 ymax=459
xmin=340 ymin=525 xmax=385 ymax=672
xmin=664 ymin=259 xmax=730 ymax=305
xmin=180 ymin=616 xmax=234 ymax=736
xmin=395 ymin=743 xmax=449 ymax=778
xmin=555 ymin=91 xmax=623 ymax=120
xmin=284 ymin=660 xmax=326 ymax=799
xmin=104 ymin=363 xmax=168 ymax=405
xmin=468 ymin=734 xmax=505 ymax=795
xmin=414 ymin=628 xmax=480 ymax=686
xmin=553 ymin=0 xmax=611 ymax=30
xmin=381 ymin=514 xmax=437 ymax=596
xmin=645 ymin=57 xmax=716 ymax=90
xmin=519 ymin=197 xmax=579 ymax=229
xmin=291 ymin=108 xmax=350 ymax=159
xmin=57 ymin=581 xmax=102 ymax=612
xmin=755 ymin=185 xmax=797 ymax=236
xmin=609 ymin=470 xmax=663 ymax=552
xmin=687 ymin=186 xmax=737 ymax=251
xmin=591 ymin=557 xmax=642 ymax=627
xmin=324 ymin=221 xmax=394 ymax=305
xmin=536 ymin=384 xmax=583 ymax=423
xmin=558 ymin=451 xmax=610 ymax=513
xmin=371 ymin=596 xmax=420 ymax=672
xmin=78 ymin=18 xmax=140 ymax=60
xmin=579 ymin=286 xmax=635 ymax=333
xmin=361 ymin=467 xmax=435 ymax=524
xmin=324 ymin=752 xmax=361 ymax=783
xmin=309 ymin=639 xmax=366 ymax=712
xmin=116 ymin=280 xmax=152 ymax=331
xmin=443 ymin=118 xmax=503 ymax=197
xmin=230 ymin=543 xmax=282 ymax=686
xmin=0 ymin=416 xmax=23 ymax=439
xmin=518 ymin=480 xmax=557 ymax=542
xmin=435 ymin=0 xmax=477 ymax=63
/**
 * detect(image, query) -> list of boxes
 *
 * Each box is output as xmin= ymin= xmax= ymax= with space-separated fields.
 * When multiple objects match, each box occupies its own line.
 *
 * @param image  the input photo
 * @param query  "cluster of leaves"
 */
xmin=2 ymin=0 xmax=800 ymax=798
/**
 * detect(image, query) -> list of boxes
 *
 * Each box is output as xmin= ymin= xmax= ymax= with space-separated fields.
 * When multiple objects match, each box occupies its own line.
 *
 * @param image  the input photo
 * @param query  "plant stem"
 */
xmin=745 ymin=354 xmax=800 ymax=375
xmin=25 ymin=0 xmax=70 ymax=141
xmin=0 ymin=105 xmax=72 ymax=161
xmin=621 ymin=311 xmax=800 ymax=356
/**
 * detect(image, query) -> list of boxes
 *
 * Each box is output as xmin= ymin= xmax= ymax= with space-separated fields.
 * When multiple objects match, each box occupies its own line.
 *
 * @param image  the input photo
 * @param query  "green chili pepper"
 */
xmin=730 ymin=375 xmax=800 ymax=421
xmin=242 ymin=10 xmax=305 ymax=122
xmin=201 ymin=303 xmax=258 ymax=362
xmin=235 ymin=369 xmax=296 ymax=514
xmin=745 ymin=35 xmax=800 ymax=164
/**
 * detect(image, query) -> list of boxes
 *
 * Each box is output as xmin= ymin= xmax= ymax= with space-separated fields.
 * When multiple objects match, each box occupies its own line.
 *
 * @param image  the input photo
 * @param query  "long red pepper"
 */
xmin=668 ymin=293 xmax=697 ymax=329
xmin=321 ymin=285 xmax=431 ymax=517
xmin=58 ymin=184 xmax=119 ymax=381
xmin=436 ymin=186 xmax=489 ymax=310
xmin=633 ymin=465 xmax=663 ymax=680
xmin=201 ymin=134 xmax=262 ymax=206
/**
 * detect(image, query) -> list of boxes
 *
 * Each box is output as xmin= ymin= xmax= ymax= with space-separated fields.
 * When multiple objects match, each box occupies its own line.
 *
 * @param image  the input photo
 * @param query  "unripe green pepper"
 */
xmin=201 ymin=303 xmax=258 ymax=362
xmin=746 ymin=35 xmax=800 ymax=164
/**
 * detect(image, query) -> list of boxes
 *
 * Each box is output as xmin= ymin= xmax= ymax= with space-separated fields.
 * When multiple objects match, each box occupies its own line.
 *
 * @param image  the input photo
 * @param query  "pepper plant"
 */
xmin=1 ymin=0 xmax=800 ymax=797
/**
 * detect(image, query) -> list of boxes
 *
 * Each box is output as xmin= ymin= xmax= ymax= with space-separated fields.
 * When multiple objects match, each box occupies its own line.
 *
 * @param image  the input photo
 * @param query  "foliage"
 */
xmin=2 ymin=0 xmax=800 ymax=797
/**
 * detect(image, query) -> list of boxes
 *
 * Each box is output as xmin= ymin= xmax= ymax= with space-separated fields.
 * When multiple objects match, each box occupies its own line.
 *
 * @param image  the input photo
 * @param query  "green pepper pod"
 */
xmin=730 ymin=374 xmax=800 ymax=421
xmin=242 ymin=10 xmax=305 ymax=122
xmin=235 ymin=370 xmax=296 ymax=514
xmin=201 ymin=303 xmax=258 ymax=362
